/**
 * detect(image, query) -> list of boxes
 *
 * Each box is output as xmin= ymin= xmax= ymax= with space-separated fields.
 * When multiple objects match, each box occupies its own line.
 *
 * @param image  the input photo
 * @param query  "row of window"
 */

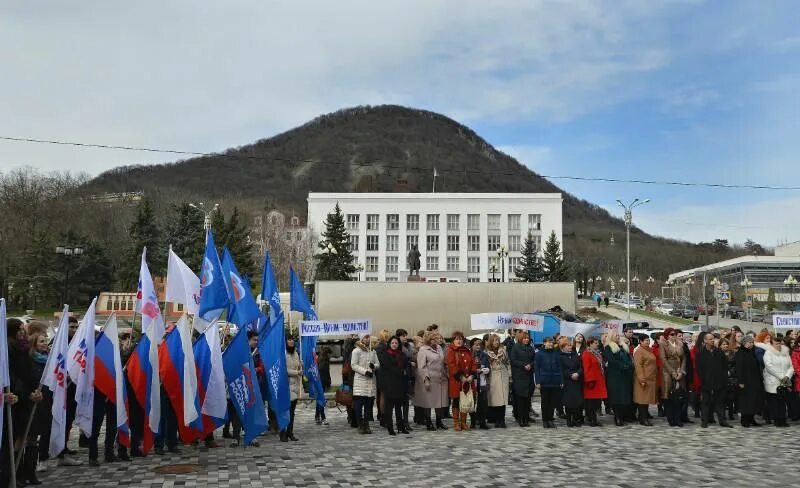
xmin=346 ymin=213 xmax=543 ymax=232
xmin=348 ymin=234 xmax=542 ymax=253
xmin=360 ymin=256 xmax=522 ymax=273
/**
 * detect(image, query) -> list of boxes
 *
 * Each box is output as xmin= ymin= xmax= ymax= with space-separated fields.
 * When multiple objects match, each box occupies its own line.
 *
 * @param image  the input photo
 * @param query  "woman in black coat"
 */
xmin=734 ymin=335 xmax=763 ymax=427
xmin=559 ymin=337 xmax=584 ymax=427
xmin=510 ymin=333 xmax=535 ymax=427
xmin=377 ymin=336 xmax=408 ymax=435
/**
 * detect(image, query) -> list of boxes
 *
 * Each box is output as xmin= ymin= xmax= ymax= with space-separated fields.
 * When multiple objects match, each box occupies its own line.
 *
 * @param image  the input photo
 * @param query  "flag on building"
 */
xmin=289 ymin=268 xmax=325 ymax=408
xmin=158 ymin=315 xmax=202 ymax=443
xmin=126 ymin=247 xmax=164 ymax=454
xmin=41 ymin=306 xmax=71 ymax=458
xmin=192 ymin=317 xmax=227 ymax=431
xmin=198 ymin=230 xmax=230 ymax=325
xmin=94 ymin=314 xmax=130 ymax=447
xmin=222 ymin=327 xmax=267 ymax=446
xmin=66 ymin=297 xmax=98 ymax=437
xmin=257 ymin=252 xmax=290 ymax=431
xmin=166 ymin=247 xmax=201 ymax=316
xmin=0 ymin=299 xmax=9 ymax=449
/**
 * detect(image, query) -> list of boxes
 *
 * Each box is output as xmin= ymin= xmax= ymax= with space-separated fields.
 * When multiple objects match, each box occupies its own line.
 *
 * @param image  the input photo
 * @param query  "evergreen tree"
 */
xmin=542 ymin=230 xmax=569 ymax=282
xmin=315 ymin=203 xmax=356 ymax=280
xmin=164 ymin=203 xmax=205 ymax=273
xmin=212 ymin=206 xmax=257 ymax=280
xmin=516 ymin=232 xmax=543 ymax=282
xmin=119 ymin=198 xmax=164 ymax=288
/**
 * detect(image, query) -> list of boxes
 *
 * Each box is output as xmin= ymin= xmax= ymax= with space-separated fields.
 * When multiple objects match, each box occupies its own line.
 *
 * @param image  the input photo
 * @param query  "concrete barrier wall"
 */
xmin=314 ymin=281 xmax=576 ymax=338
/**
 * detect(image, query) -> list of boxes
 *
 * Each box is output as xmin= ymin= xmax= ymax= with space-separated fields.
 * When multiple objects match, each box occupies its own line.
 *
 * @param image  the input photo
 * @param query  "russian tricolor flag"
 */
xmin=94 ymin=314 xmax=130 ymax=447
xmin=193 ymin=319 xmax=227 ymax=433
xmin=158 ymin=316 xmax=203 ymax=443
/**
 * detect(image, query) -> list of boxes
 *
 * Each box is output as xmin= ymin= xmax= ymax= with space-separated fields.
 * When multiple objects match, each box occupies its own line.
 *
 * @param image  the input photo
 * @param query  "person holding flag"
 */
xmin=125 ymin=248 xmax=165 ymax=455
xmin=256 ymin=252 xmax=291 ymax=437
xmin=66 ymin=299 xmax=99 ymax=464
xmin=1 ymin=300 xmax=21 ymax=488
xmin=94 ymin=314 xmax=130 ymax=464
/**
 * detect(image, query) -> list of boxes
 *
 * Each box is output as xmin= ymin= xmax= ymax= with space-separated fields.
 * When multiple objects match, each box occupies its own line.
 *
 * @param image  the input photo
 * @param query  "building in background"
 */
xmin=307 ymin=192 xmax=563 ymax=283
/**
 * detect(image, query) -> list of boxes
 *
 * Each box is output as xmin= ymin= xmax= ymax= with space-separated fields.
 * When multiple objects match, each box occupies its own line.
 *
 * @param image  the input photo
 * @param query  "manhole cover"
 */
xmin=153 ymin=463 xmax=202 ymax=475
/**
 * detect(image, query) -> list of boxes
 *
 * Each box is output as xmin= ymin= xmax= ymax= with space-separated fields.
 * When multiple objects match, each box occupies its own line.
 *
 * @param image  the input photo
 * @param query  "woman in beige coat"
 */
xmin=414 ymin=330 xmax=449 ymax=431
xmin=281 ymin=336 xmax=303 ymax=442
xmin=633 ymin=335 xmax=658 ymax=426
xmin=485 ymin=334 xmax=510 ymax=428
xmin=659 ymin=327 xmax=686 ymax=427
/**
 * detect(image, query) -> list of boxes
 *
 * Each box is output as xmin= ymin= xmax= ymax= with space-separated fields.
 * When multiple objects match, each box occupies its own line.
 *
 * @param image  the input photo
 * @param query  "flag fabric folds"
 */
xmin=0 ymin=299 xmax=9 ymax=449
xmin=257 ymin=252 xmax=291 ymax=431
xmin=192 ymin=317 xmax=228 ymax=432
xmin=222 ymin=328 xmax=267 ymax=446
xmin=158 ymin=316 xmax=202 ymax=443
xmin=166 ymin=248 xmax=201 ymax=317
xmin=66 ymin=297 xmax=98 ymax=437
xmin=41 ymin=306 xmax=71 ymax=458
xmin=126 ymin=247 xmax=164 ymax=454
xmin=94 ymin=314 xmax=130 ymax=447
xmin=289 ymin=268 xmax=325 ymax=408
xmin=198 ymin=230 xmax=230 ymax=325
xmin=220 ymin=247 xmax=261 ymax=328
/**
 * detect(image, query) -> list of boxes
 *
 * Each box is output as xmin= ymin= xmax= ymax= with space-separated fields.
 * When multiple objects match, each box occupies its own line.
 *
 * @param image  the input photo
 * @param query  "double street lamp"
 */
xmin=188 ymin=202 xmax=219 ymax=230
xmin=741 ymin=276 xmax=753 ymax=321
xmin=784 ymin=274 xmax=797 ymax=308
xmin=617 ymin=198 xmax=650 ymax=319
xmin=55 ymin=245 xmax=84 ymax=305
xmin=497 ymin=245 xmax=508 ymax=283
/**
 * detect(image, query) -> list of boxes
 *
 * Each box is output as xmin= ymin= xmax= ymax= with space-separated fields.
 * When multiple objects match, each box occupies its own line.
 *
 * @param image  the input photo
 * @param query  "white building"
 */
xmin=307 ymin=192 xmax=563 ymax=283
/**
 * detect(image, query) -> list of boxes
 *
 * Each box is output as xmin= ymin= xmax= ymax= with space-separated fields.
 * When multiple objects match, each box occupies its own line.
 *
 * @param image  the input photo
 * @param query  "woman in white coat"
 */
xmin=414 ymin=330 xmax=450 ymax=431
xmin=281 ymin=336 xmax=303 ymax=442
xmin=762 ymin=335 xmax=795 ymax=427
xmin=351 ymin=333 xmax=380 ymax=434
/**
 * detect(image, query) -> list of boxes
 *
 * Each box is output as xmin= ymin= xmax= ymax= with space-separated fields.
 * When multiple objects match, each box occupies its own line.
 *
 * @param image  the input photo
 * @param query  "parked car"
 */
xmin=723 ymin=306 xmax=744 ymax=319
xmin=747 ymin=309 xmax=765 ymax=322
xmin=697 ymin=304 xmax=715 ymax=316
xmin=763 ymin=310 xmax=792 ymax=324
xmin=657 ymin=303 xmax=675 ymax=315
xmin=670 ymin=305 xmax=700 ymax=321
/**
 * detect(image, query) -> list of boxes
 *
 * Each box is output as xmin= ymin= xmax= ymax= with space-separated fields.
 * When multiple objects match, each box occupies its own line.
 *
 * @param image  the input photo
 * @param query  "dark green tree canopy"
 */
xmin=315 ymin=203 xmax=356 ymax=280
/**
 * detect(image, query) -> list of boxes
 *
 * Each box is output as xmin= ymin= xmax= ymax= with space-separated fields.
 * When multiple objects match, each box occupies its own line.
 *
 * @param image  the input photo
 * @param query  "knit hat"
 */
xmin=742 ymin=335 xmax=755 ymax=346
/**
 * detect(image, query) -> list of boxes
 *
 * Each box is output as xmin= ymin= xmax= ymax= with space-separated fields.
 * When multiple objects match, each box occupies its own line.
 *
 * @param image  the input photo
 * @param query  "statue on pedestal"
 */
xmin=407 ymin=245 xmax=421 ymax=276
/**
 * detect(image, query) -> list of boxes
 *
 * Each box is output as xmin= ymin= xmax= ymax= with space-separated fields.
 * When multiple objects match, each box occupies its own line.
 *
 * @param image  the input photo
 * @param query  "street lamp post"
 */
xmin=188 ymin=202 xmax=220 ymax=230
xmin=710 ymin=277 xmax=722 ymax=329
xmin=685 ymin=278 xmax=695 ymax=303
xmin=497 ymin=245 xmax=508 ymax=283
xmin=647 ymin=276 xmax=655 ymax=299
xmin=617 ymin=198 xmax=650 ymax=319
xmin=741 ymin=276 xmax=753 ymax=321
xmin=354 ymin=263 xmax=364 ymax=282
xmin=55 ymin=245 xmax=84 ymax=305
xmin=490 ymin=264 xmax=498 ymax=283
xmin=320 ymin=242 xmax=339 ymax=280
xmin=632 ymin=276 xmax=640 ymax=298
xmin=784 ymin=274 xmax=797 ymax=309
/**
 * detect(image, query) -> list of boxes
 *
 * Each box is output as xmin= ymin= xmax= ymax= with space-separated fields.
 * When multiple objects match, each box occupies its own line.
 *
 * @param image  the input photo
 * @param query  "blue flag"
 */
xmin=198 ymin=230 xmax=230 ymax=322
xmin=257 ymin=252 xmax=291 ymax=431
xmin=289 ymin=267 xmax=325 ymax=408
xmin=220 ymin=247 xmax=262 ymax=328
xmin=222 ymin=328 xmax=267 ymax=445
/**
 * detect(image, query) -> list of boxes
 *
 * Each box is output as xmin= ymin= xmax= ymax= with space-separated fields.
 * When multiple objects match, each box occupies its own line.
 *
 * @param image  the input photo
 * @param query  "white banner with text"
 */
xmin=470 ymin=313 xmax=544 ymax=332
xmin=299 ymin=319 xmax=372 ymax=336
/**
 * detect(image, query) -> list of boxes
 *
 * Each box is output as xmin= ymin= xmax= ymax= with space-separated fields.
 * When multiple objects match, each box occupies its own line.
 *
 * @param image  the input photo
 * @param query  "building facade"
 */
xmin=307 ymin=192 xmax=563 ymax=283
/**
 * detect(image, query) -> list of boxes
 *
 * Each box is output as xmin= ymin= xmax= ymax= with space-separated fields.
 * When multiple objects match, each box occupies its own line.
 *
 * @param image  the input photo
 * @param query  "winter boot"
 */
xmin=452 ymin=407 xmax=462 ymax=431
xmin=461 ymin=413 xmax=470 ymax=431
xmin=363 ymin=420 xmax=372 ymax=434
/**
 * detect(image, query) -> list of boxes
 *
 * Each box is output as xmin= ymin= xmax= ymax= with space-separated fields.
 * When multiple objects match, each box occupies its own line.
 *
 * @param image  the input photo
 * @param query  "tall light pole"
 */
xmin=320 ymin=241 xmax=339 ymax=280
xmin=710 ymin=277 xmax=722 ymax=329
xmin=55 ymin=245 xmax=84 ymax=305
xmin=647 ymin=276 xmax=655 ymax=299
xmin=632 ymin=276 xmax=640 ymax=297
xmin=741 ymin=276 xmax=752 ymax=321
xmin=189 ymin=202 xmax=219 ymax=230
xmin=497 ymin=245 xmax=508 ymax=283
xmin=784 ymin=274 xmax=797 ymax=310
xmin=617 ymin=198 xmax=650 ymax=319
xmin=685 ymin=278 xmax=695 ymax=303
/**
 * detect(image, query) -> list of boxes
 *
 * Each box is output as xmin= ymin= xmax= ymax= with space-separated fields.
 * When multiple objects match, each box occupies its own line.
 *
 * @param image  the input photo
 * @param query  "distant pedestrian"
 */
xmin=604 ymin=297 xmax=610 ymax=308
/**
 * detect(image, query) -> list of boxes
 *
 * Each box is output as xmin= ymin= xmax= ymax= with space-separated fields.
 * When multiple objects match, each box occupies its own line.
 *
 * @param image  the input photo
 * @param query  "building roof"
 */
xmin=308 ymin=192 xmax=562 ymax=201
xmin=668 ymin=255 xmax=800 ymax=282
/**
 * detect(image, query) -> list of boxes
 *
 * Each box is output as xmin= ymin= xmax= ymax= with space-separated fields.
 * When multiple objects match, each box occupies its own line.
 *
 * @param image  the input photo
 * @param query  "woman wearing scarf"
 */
xmin=581 ymin=337 xmax=607 ymax=426
xmin=720 ymin=339 xmax=738 ymax=421
xmin=470 ymin=338 xmax=491 ymax=430
xmin=414 ymin=330 xmax=449 ymax=431
xmin=603 ymin=329 xmax=633 ymax=426
xmin=377 ymin=336 xmax=408 ymax=435
xmin=29 ymin=331 xmax=53 ymax=473
xmin=734 ymin=335 xmax=763 ymax=427
xmin=659 ymin=327 xmax=687 ymax=427
xmin=486 ymin=334 xmax=510 ymax=428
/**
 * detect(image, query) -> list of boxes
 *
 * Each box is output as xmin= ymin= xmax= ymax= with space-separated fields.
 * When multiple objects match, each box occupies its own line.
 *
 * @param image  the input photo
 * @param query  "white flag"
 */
xmin=166 ymin=248 xmax=201 ymax=316
xmin=0 ymin=299 xmax=10 ymax=449
xmin=176 ymin=314 xmax=199 ymax=426
xmin=67 ymin=297 xmax=97 ymax=437
xmin=41 ymin=306 xmax=71 ymax=458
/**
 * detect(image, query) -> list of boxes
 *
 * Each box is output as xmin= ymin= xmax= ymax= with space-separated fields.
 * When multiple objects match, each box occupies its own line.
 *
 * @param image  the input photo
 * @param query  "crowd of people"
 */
xmin=4 ymin=314 xmax=800 ymax=487
xmin=338 ymin=324 xmax=800 ymax=435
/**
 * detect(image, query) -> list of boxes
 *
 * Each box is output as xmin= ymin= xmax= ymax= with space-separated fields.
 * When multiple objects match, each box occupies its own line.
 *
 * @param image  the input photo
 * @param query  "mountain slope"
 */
xmin=87 ymin=105 xmax=749 ymax=283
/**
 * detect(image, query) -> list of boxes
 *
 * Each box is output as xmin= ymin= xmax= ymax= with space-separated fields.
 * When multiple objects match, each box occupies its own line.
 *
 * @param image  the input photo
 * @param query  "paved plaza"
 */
xmin=37 ymin=400 xmax=795 ymax=488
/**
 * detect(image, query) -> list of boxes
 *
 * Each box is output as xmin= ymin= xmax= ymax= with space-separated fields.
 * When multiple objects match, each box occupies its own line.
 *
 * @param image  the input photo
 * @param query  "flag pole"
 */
xmin=14 ymin=400 xmax=37 ymax=471
xmin=432 ymin=168 xmax=437 ymax=193
xmin=4 ymin=387 xmax=17 ymax=488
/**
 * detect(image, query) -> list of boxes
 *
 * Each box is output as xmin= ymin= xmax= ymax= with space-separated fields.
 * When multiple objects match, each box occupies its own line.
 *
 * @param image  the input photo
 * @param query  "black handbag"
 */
xmin=776 ymin=385 xmax=791 ymax=400
xmin=669 ymin=383 xmax=687 ymax=402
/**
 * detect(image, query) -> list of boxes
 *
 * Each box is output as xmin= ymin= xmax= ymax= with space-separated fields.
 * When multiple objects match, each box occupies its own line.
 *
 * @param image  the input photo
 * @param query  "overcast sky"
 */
xmin=1 ymin=1 xmax=798 ymax=246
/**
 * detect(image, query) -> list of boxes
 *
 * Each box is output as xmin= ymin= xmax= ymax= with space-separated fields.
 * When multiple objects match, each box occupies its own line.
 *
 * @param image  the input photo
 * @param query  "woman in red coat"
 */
xmin=446 ymin=331 xmax=476 ymax=432
xmin=582 ymin=337 xmax=608 ymax=427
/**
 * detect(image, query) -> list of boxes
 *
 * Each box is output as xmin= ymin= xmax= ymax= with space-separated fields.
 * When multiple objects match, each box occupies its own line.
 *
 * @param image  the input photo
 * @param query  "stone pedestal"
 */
xmin=407 ymin=275 xmax=424 ymax=283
